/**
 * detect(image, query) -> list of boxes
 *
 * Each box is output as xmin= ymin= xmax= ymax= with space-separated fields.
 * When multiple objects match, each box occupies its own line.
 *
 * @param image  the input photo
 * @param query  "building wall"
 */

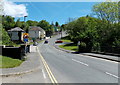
xmin=29 ymin=30 xmax=40 ymax=39
xmin=8 ymin=31 xmax=24 ymax=42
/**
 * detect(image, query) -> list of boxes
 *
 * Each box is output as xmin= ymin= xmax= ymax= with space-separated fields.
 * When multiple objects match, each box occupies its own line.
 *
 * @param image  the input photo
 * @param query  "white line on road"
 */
xmin=42 ymin=69 xmax=46 ymax=79
xmin=105 ymin=72 xmax=119 ymax=79
xmin=78 ymin=54 xmax=118 ymax=64
xmin=72 ymin=59 xmax=89 ymax=66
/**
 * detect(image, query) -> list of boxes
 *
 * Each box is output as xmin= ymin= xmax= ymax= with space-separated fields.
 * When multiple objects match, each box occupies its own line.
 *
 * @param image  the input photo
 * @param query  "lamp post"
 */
xmin=24 ymin=16 xmax=27 ymax=22
xmin=24 ymin=16 xmax=28 ymax=33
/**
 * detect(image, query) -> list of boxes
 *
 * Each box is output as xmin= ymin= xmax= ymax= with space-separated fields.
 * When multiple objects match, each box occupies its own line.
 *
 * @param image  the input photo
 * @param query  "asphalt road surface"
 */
xmin=2 ymin=34 xmax=119 ymax=84
xmin=38 ymin=34 xmax=119 ymax=83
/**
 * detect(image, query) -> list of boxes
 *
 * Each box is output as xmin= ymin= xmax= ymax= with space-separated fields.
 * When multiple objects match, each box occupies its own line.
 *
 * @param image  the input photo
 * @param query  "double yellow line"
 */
xmin=37 ymin=47 xmax=58 ymax=85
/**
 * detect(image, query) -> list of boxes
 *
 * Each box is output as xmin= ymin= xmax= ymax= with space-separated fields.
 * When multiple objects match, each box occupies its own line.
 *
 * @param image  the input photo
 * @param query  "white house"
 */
xmin=29 ymin=26 xmax=46 ymax=40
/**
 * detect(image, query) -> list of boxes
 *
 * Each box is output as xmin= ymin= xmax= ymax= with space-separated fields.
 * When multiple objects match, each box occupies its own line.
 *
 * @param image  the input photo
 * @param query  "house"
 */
xmin=8 ymin=27 xmax=25 ymax=43
xmin=29 ymin=26 xmax=46 ymax=40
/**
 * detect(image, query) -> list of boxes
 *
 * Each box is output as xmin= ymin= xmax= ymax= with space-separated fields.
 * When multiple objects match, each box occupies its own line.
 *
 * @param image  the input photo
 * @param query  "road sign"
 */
xmin=23 ymin=33 xmax=29 ymax=42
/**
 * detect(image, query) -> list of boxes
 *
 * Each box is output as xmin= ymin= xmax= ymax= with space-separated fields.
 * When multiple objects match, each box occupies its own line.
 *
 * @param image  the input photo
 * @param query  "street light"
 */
xmin=24 ymin=16 xmax=27 ymax=22
xmin=24 ymin=16 xmax=28 ymax=33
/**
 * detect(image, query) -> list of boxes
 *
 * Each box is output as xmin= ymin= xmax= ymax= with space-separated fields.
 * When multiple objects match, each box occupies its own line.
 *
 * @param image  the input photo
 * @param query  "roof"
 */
xmin=8 ymin=27 xmax=24 ymax=32
xmin=29 ymin=26 xmax=45 ymax=33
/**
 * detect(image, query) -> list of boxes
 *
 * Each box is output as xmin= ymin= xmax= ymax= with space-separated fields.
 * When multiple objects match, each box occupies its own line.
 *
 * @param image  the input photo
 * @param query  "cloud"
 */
xmin=1 ymin=0 xmax=28 ymax=17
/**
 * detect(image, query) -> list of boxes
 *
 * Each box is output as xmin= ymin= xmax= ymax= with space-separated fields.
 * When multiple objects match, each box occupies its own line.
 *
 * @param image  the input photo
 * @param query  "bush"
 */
xmin=2 ymin=28 xmax=17 ymax=46
xmin=78 ymin=42 xmax=88 ymax=52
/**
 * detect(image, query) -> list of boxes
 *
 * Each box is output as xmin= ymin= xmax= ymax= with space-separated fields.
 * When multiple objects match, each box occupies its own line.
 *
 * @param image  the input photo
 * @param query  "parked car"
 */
xmin=44 ymin=40 xmax=48 ymax=44
xmin=55 ymin=40 xmax=63 ymax=43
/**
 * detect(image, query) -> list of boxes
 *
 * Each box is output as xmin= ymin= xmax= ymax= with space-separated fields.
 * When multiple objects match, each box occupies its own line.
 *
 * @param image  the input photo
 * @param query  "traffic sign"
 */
xmin=23 ymin=33 xmax=29 ymax=42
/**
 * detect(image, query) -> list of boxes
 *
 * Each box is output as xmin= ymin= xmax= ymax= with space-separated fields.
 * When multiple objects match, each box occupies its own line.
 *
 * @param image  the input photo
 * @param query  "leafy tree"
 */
xmin=2 ymin=16 xmax=15 ymax=30
xmin=92 ymin=2 xmax=119 ymax=23
xmin=55 ymin=22 xmax=59 ymax=27
xmin=2 ymin=28 xmax=12 ymax=45
xmin=26 ymin=20 xmax=38 ymax=26
xmin=37 ymin=20 xmax=50 ymax=31
xmin=14 ymin=18 xmax=22 ymax=27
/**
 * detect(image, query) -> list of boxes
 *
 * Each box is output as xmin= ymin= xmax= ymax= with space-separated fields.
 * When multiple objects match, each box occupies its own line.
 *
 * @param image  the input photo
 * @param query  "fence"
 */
xmin=0 ymin=45 xmax=30 ymax=60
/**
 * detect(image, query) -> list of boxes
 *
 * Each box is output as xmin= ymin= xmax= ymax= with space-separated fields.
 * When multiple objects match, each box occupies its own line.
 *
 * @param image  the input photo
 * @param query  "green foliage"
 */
xmin=37 ymin=20 xmax=50 ymax=31
xmin=2 ymin=16 xmax=15 ymax=30
xmin=80 ymin=42 xmax=86 ymax=47
xmin=2 ymin=28 xmax=11 ymax=45
xmin=64 ymin=2 xmax=120 ymax=53
xmin=26 ymin=20 xmax=38 ymax=26
xmin=93 ymin=2 xmax=119 ymax=23
xmin=14 ymin=18 xmax=22 ymax=27
xmin=65 ymin=16 xmax=120 ymax=53
xmin=61 ymin=36 xmax=71 ymax=42
xmin=55 ymin=22 xmax=59 ymax=27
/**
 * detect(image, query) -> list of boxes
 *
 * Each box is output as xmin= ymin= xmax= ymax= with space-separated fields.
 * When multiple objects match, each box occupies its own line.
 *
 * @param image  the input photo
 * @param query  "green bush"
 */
xmin=80 ymin=42 xmax=86 ymax=47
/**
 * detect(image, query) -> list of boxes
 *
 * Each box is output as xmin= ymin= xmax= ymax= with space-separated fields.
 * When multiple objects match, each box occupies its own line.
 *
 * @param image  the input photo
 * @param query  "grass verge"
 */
xmin=59 ymin=43 xmax=78 ymax=51
xmin=61 ymin=36 xmax=72 ymax=43
xmin=0 ymin=55 xmax=23 ymax=68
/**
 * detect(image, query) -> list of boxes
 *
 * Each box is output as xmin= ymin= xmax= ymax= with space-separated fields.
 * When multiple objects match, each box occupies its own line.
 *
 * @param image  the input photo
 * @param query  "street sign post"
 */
xmin=23 ymin=33 xmax=29 ymax=54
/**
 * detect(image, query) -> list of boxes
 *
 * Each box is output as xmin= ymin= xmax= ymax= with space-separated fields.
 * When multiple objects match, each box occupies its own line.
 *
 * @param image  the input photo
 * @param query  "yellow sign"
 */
xmin=23 ymin=33 xmax=29 ymax=39
xmin=23 ymin=33 xmax=29 ymax=36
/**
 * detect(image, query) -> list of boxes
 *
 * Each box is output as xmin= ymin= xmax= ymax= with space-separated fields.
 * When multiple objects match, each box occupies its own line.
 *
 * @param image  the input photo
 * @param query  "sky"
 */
xmin=15 ymin=2 xmax=98 ymax=25
xmin=2 ymin=0 xmax=103 ymax=25
xmin=8 ymin=0 xmax=119 ymax=2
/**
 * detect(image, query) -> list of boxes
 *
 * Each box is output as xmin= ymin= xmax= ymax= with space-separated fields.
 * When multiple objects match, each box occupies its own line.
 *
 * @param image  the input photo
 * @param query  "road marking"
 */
xmin=72 ymin=59 xmax=89 ymax=66
xmin=78 ymin=54 xmax=118 ymax=64
xmin=37 ymin=47 xmax=58 ymax=85
xmin=42 ymin=69 xmax=46 ymax=79
xmin=105 ymin=72 xmax=119 ymax=79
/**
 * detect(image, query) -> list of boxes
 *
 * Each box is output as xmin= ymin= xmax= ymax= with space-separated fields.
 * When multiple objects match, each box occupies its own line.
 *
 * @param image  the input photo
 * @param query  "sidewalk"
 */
xmin=54 ymin=45 xmax=120 ymax=62
xmin=1 ymin=45 xmax=41 ymax=77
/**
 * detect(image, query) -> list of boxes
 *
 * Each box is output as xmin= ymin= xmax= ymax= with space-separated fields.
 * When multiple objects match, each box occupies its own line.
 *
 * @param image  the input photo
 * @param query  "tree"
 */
xmin=2 ymin=16 xmax=15 ymax=30
xmin=14 ymin=18 xmax=22 ymax=27
xmin=2 ymin=28 xmax=12 ymax=45
xmin=92 ymin=2 xmax=119 ymax=23
xmin=37 ymin=20 xmax=50 ymax=31
xmin=26 ymin=20 xmax=38 ymax=26
xmin=65 ymin=16 xmax=101 ymax=51
xmin=55 ymin=22 xmax=59 ymax=27
xmin=93 ymin=1 xmax=120 ymax=48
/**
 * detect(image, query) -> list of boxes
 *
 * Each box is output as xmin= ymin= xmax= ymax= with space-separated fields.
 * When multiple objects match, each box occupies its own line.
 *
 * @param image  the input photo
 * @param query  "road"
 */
xmin=1 ymin=34 xmax=119 ymax=84
xmin=38 ymin=34 xmax=119 ymax=83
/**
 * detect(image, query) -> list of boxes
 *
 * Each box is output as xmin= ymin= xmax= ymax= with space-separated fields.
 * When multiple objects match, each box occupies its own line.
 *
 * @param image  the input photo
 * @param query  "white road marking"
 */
xmin=42 ymin=69 xmax=46 ymax=79
xmin=78 ymin=54 xmax=118 ymax=64
xmin=105 ymin=72 xmax=119 ymax=79
xmin=72 ymin=59 xmax=89 ymax=66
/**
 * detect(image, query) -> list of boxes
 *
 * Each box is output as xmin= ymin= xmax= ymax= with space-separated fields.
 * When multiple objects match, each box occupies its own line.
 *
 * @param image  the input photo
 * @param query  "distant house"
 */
xmin=8 ymin=27 xmax=25 ymax=43
xmin=29 ymin=26 xmax=46 ymax=40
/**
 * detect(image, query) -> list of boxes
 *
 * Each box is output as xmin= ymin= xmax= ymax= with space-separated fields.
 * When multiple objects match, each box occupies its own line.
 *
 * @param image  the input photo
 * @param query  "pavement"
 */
xmin=0 ymin=45 xmax=41 ymax=77
xmin=54 ymin=44 xmax=120 ymax=62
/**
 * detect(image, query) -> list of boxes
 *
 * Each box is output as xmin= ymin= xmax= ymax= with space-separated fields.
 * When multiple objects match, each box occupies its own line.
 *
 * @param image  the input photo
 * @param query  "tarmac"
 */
xmin=0 ymin=43 xmax=119 ymax=77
